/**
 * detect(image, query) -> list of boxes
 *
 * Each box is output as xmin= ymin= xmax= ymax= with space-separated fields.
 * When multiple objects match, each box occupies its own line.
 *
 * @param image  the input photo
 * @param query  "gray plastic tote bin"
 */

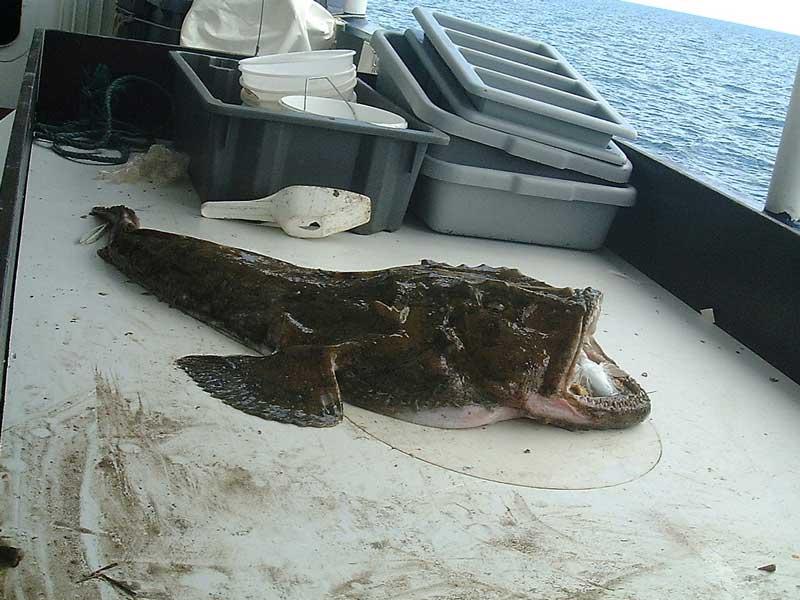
xmin=372 ymin=30 xmax=632 ymax=184
xmin=169 ymin=50 xmax=449 ymax=234
xmin=412 ymin=139 xmax=636 ymax=250
xmin=412 ymin=8 xmax=637 ymax=150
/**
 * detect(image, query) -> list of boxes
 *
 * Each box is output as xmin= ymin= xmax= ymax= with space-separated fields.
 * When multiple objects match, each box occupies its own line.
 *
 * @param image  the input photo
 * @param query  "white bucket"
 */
xmin=239 ymin=50 xmax=355 ymax=77
xmin=239 ymin=49 xmax=355 ymax=73
xmin=239 ymin=67 xmax=356 ymax=96
xmin=240 ymin=73 xmax=357 ymax=102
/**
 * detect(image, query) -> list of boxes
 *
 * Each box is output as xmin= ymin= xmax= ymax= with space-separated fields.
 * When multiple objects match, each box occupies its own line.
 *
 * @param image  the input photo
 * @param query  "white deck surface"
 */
xmin=1 ymin=138 xmax=799 ymax=599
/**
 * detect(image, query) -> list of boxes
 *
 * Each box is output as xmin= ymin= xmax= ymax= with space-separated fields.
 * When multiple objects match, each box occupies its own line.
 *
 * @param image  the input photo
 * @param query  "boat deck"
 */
xmin=1 ymin=114 xmax=799 ymax=599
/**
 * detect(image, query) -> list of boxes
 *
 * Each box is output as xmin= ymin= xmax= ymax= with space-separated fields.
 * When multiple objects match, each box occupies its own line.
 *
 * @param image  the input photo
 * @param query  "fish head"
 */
xmin=420 ymin=276 xmax=650 ymax=431
xmin=519 ymin=288 xmax=651 ymax=430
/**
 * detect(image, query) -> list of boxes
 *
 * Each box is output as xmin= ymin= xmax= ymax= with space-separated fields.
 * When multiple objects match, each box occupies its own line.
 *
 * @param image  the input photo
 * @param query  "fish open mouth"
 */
xmin=565 ymin=345 xmax=651 ymax=429
xmin=526 ymin=296 xmax=651 ymax=430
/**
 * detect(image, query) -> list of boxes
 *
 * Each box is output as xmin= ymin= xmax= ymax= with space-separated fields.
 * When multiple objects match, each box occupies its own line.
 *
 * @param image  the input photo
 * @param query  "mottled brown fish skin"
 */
xmin=90 ymin=206 xmax=651 ymax=430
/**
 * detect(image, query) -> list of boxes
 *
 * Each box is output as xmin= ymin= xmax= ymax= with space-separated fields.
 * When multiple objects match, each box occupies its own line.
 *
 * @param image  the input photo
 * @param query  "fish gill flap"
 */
xmin=176 ymin=347 xmax=343 ymax=428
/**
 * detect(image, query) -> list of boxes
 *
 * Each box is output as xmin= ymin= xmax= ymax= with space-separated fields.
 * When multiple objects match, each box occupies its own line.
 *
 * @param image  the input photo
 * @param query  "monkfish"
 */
xmin=89 ymin=206 xmax=651 ymax=430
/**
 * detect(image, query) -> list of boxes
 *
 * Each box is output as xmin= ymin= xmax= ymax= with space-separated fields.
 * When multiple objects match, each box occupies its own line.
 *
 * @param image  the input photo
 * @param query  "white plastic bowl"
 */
xmin=241 ymin=87 xmax=356 ymax=109
xmin=239 ymin=50 xmax=355 ymax=74
xmin=279 ymin=96 xmax=409 ymax=129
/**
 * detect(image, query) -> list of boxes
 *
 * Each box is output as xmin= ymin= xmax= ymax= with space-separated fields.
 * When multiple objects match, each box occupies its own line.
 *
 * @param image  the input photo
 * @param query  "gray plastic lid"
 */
xmin=403 ymin=30 xmax=629 ymax=166
xmin=421 ymin=154 xmax=637 ymax=208
xmin=412 ymin=7 xmax=637 ymax=141
xmin=372 ymin=30 xmax=632 ymax=183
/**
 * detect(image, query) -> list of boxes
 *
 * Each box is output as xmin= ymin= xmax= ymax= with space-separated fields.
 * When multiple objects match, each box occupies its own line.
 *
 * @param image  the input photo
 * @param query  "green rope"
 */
xmin=34 ymin=69 xmax=174 ymax=165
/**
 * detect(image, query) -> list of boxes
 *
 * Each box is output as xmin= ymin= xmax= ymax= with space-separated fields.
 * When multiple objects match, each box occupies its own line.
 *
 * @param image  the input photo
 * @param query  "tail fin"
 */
xmin=83 ymin=206 xmax=140 ymax=244
xmin=177 ymin=346 xmax=343 ymax=428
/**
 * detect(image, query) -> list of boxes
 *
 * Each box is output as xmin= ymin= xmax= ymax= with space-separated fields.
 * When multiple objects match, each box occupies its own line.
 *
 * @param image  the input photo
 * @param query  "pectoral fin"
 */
xmin=332 ymin=334 xmax=484 ymax=423
xmin=177 ymin=346 xmax=343 ymax=427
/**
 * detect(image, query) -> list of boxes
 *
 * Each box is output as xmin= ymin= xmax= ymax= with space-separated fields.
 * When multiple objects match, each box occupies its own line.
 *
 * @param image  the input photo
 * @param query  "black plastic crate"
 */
xmin=169 ymin=50 xmax=449 ymax=234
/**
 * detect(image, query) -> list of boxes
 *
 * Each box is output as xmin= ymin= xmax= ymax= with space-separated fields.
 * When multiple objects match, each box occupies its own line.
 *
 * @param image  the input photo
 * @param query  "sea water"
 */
xmin=369 ymin=0 xmax=800 ymax=206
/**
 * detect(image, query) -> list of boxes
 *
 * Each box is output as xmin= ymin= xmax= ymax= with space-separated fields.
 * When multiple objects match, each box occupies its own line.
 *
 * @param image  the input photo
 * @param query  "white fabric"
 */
xmin=180 ymin=0 xmax=336 ymax=56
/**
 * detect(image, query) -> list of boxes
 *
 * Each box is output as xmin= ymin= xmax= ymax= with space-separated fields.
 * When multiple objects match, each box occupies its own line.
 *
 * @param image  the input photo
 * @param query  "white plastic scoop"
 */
xmin=200 ymin=186 xmax=371 ymax=238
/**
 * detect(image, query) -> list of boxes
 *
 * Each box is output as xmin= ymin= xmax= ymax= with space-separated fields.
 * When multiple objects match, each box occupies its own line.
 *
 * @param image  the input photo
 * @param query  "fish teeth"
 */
xmin=577 ymin=392 xmax=648 ymax=412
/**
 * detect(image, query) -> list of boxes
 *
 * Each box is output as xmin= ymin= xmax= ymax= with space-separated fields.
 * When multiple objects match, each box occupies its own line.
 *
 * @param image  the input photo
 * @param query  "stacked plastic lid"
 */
xmin=371 ymin=9 xmax=640 ymax=249
xmin=411 ymin=8 xmax=637 ymax=157
xmin=238 ymin=50 xmax=357 ymax=108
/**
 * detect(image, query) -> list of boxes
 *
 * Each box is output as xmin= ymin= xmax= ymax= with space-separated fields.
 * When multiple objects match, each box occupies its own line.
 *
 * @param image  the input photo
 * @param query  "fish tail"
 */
xmin=85 ymin=205 xmax=140 ymax=243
